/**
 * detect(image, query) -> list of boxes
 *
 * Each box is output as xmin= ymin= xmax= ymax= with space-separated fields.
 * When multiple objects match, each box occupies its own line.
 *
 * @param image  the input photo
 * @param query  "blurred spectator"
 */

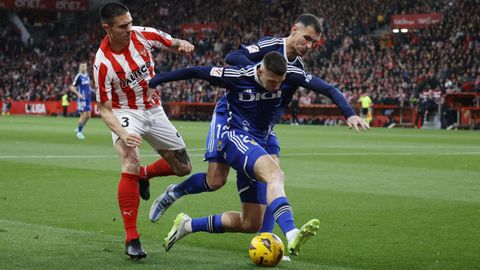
xmin=0 ymin=0 xmax=478 ymax=126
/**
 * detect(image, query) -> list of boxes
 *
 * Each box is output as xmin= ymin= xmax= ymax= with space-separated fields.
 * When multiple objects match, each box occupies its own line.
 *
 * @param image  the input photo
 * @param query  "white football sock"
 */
xmin=286 ymin=228 xmax=300 ymax=244
xmin=184 ymin=219 xmax=192 ymax=233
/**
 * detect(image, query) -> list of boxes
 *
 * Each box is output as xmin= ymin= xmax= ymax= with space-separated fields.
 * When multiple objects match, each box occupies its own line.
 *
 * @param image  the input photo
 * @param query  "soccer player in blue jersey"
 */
xmin=69 ymin=63 xmax=92 ymax=140
xmin=148 ymin=51 xmax=366 ymax=256
xmin=148 ymin=14 xmax=368 ymax=249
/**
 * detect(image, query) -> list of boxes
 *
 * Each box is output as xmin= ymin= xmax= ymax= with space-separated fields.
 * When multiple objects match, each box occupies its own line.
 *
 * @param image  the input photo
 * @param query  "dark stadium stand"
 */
xmin=0 ymin=0 xmax=478 ymax=127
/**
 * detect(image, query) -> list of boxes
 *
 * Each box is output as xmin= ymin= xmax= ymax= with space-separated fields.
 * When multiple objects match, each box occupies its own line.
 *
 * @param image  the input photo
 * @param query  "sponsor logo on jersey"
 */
xmin=238 ymin=90 xmax=282 ymax=102
xmin=210 ymin=67 xmax=223 ymax=77
xmin=120 ymin=61 xmax=151 ymax=88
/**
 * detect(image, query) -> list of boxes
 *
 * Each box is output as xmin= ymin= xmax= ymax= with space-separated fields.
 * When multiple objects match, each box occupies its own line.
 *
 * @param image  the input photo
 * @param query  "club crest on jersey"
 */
xmin=305 ymin=74 xmax=313 ymax=83
xmin=210 ymin=67 xmax=223 ymax=77
xmin=120 ymin=61 xmax=151 ymax=88
xmin=238 ymin=90 xmax=282 ymax=102
xmin=139 ymin=48 xmax=149 ymax=58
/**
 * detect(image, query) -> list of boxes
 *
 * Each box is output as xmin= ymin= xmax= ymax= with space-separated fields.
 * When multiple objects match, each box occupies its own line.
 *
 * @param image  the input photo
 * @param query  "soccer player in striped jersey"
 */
xmin=149 ymin=14 xmax=368 ymax=253
xmin=69 ymin=63 xmax=92 ymax=140
xmin=93 ymin=2 xmax=195 ymax=259
xmin=148 ymin=52 xmax=339 ymax=256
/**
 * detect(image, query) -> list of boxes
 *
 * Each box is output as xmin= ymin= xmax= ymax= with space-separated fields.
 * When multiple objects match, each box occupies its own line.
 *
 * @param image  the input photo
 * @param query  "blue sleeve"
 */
xmin=288 ymin=73 xmax=356 ymax=118
xmin=224 ymin=37 xmax=277 ymax=66
xmin=148 ymin=66 xmax=229 ymax=88
xmin=224 ymin=49 xmax=256 ymax=66
xmin=73 ymin=74 xmax=80 ymax=87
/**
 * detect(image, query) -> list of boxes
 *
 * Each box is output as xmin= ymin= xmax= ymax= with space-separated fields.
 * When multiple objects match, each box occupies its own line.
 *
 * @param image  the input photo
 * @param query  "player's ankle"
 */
xmin=286 ymin=228 xmax=299 ymax=244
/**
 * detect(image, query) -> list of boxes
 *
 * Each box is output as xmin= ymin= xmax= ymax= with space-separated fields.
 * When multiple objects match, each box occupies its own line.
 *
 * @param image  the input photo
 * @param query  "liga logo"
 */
xmin=246 ymin=45 xmax=260 ymax=53
xmin=210 ymin=67 xmax=223 ymax=77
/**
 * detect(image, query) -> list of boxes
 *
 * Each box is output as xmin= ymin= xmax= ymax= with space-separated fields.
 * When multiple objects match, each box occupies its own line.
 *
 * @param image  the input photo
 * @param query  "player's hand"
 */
xmin=347 ymin=115 xmax=369 ymax=132
xmin=176 ymin=39 xmax=194 ymax=54
xmin=147 ymin=88 xmax=160 ymax=104
xmin=121 ymin=134 xmax=142 ymax=148
xmin=77 ymin=93 xmax=83 ymax=99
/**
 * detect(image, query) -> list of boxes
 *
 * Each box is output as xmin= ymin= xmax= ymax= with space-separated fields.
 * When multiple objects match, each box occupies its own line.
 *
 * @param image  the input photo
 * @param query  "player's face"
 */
xmin=79 ymin=63 xmax=87 ymax=73
xmin=104 ymin=12 xmax=133 ymax=48
xmin=258 ymin=67 xmax=285 ymax=91
xmin=292 ymin=24 xmax=321 ymax=56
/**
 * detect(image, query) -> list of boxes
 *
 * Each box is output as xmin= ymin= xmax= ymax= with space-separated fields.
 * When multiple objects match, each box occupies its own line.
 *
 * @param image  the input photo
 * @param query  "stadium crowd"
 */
xmin=1 ymin=0 xmax=479 ymax=112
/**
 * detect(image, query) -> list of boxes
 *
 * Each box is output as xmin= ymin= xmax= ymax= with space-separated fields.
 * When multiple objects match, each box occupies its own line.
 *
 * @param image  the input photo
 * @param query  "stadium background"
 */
xmin=0 ymin=1 xmax=479 ymax=269
xmin=1 ymin=0 xmax=479 ymax=128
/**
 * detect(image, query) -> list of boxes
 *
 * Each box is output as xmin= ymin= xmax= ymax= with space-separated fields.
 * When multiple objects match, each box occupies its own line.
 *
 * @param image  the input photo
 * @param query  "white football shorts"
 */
xmin=111 ymin=106 xmax=186 ymax=151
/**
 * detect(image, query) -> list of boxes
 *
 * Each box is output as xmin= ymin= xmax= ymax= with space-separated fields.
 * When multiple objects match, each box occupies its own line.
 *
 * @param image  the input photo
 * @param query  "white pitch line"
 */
xmin=0 ymin=152 xmax=479 ymax=159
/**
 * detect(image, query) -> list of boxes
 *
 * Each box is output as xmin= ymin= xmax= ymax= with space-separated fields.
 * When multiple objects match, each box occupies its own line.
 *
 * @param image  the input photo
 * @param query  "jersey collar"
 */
xmin=253 ymin=63 xmax=263 ymax=87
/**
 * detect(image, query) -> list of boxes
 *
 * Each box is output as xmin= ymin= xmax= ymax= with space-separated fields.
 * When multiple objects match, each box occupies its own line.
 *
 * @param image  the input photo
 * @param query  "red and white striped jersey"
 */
xmin=93 ymin=26 xmax=173 ymax=110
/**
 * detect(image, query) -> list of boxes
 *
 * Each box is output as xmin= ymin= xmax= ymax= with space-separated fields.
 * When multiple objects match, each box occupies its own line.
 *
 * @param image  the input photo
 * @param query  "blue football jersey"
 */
xmin=225 ymin=36 xmax=305 ymax=70
xmin=222 ymin=36 xmax=304 ymax=110
xmin=149 ymin=64 xmax=355 ymax=143
xmin=73 ymin=73 xmax=91 ymax=101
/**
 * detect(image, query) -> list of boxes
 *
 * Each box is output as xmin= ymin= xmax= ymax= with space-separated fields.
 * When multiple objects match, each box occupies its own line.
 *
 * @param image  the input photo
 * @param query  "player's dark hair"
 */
xmin=99 ymin=2 xmax=129 ymax=25
xmin=263 ymin=51 xmax=287 ymax=76
xmin=295 ymin=14 xmax=323 ymax=34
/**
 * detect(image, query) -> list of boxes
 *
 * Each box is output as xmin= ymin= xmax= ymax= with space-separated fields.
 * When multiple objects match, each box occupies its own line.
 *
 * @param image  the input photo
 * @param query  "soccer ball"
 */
xmin=248 ymin=233 xmax=284 ymax=267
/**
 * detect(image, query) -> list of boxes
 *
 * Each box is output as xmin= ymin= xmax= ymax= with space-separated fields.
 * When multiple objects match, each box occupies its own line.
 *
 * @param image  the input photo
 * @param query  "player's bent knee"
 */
xmin=206 ymin=173 xmax=227 ymax=190
xmin=268 ymin=168 xmax=284 ymax=183
xmin=207 ymin=178 xmax=226 ymax=191
xmin=174 ymin=163 xmax=191 ymax=176
xmin=242 ymin=220 xmax=262 ymax=233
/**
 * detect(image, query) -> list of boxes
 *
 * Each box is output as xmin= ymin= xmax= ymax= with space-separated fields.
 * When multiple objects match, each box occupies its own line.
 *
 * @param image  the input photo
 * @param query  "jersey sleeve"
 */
xmin=225 ymin=37 xmax=277 ymax=66
xmin=136 ymin=26 xmax=173 ymax=50
xmin=72 ymin=73 xmax=81 ymax=87
xmin=287 ymin=68 xmax=356 ymax=118
xmin=93 ymin=61 xmax=112 ymax=104
xmin=148 ymin=66 xmax=230 ymax=89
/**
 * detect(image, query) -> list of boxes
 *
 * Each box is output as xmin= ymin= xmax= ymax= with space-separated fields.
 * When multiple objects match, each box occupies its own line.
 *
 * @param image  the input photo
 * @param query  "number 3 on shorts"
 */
xmin=121 ymin=117 xmax=129 ymax=127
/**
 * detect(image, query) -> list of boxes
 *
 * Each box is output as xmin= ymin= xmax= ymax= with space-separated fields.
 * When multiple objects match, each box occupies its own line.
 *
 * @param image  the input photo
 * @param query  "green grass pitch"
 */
xmin=0 ymin=115 xmax=479 ymax=269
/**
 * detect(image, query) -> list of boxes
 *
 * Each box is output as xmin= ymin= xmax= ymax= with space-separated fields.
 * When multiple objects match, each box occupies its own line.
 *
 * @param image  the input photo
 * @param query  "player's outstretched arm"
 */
xmin=99 ymin=101 xmax=141 ymax=148
xmin=293 ymin=73 xmax=355 ymax=117
xmin=290 ymin=71 xmax=368 ymax=132
xmin=148 ymin=66 xmax=227 ymax=89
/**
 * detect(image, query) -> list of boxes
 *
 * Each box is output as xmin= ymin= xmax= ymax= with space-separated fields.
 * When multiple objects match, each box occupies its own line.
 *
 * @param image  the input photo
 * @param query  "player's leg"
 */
xmin=256 ymin=155 xmax=279 ymax=233
xmin=259 ymin=132 xmax=281 ymax=233
xmin=75 ymin=102 xmax=85 ymax=139
xmin=221 ymin=174 xmax=267 ymax=232
xmin=81 ymin=111 xmax=91 ymax=128
xmin=149 ymin=161 xmax=230 ymax=222
xmin=75 ymin=101 xmax=91 ymax=139
xmin=253 ymin=154 xmax=319 ymax=255
xmin=149 ymin=108 xmax=230 ymax=215
xmin=138 ymin=107 xmax=191 ymax=200
xmin=163 ymin=180 xmax=266 ymax=251
xmin=111 ymin=110 xmax=148 ymax=259
xmin=114 ymin=139 xmax=146 ymax=259
xmin=142 ymin=106 xmax=192 ymax=176
xmin=157 ymin=148 xmax=191 ymax=176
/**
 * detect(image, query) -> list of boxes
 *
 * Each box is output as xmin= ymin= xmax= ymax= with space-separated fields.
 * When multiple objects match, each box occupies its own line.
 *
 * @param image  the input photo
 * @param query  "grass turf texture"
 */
xmin=0 ymin=115 xmax=479 ymax=269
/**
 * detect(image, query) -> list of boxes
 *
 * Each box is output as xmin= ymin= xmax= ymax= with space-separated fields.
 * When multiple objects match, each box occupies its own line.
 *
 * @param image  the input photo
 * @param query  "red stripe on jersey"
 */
xmin=141 ymin=31 xmax=172 ymax=47
xmin=111 ymin=82 xmax=120 ymax=108
xmin=101 ymin=45 xmax=138 ymax=110
xmin=131 ymin=32 xmax=154 ymax=109
xmin=97 ymin=63 xmax=109 ymax=103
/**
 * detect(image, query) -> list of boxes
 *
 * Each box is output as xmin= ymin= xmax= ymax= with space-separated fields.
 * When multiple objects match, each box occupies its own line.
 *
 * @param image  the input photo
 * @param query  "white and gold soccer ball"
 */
xmin=248 ymin=233 xmax=284 ymax=267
